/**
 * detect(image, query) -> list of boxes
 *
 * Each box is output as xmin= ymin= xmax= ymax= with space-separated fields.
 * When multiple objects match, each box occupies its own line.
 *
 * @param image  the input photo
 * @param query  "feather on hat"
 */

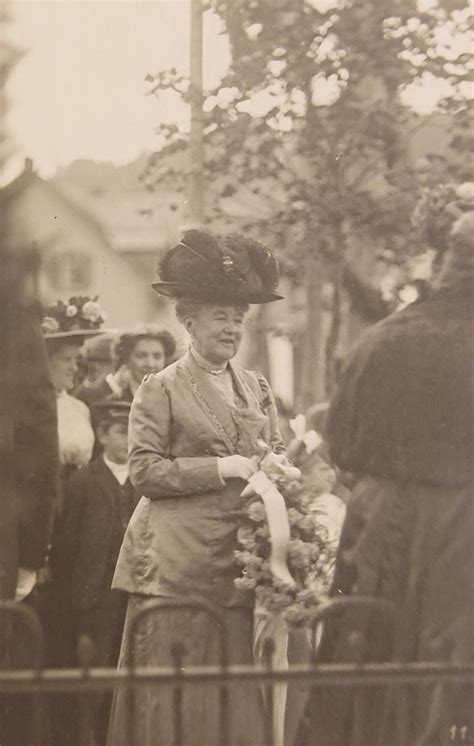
xmin=152 ymin=229 xmax=283 ymax=304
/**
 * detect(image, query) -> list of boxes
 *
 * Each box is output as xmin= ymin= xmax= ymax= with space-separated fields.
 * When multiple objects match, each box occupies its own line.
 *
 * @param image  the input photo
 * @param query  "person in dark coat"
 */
xmin=0 ymin=232 xmax=58 ymax=745
xmin=299 ymin=210 xmax=474 ymax=746
xmin=76 ymin=326 xmax=177 ymax=406
xmin=54 ymin=400 xmax=139 ymax=744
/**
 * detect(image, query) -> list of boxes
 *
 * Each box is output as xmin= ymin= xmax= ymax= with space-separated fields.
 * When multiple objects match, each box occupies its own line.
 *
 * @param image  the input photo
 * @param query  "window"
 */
xmin=46 ymin=252 xmax=93 ymax=292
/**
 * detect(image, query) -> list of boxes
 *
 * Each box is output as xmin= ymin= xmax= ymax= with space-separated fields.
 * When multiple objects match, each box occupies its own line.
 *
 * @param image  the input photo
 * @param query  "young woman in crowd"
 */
xmin=76 ymin=325 xmax=177 ymax=406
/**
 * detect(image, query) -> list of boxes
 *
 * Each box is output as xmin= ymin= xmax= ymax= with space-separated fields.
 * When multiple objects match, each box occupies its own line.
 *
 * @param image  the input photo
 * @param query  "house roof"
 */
xmin=53 ymin=157 xmax=184 ymax=254
xmin=2 ymin=160 xmax=132 ymax=257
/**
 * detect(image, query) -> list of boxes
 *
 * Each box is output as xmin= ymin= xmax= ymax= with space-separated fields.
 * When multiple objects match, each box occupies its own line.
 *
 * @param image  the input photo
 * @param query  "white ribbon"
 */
xmin=253 ymin=607 xmax=288 ymax=746
xmin=244 ymin=470 xmax=296 ymax=588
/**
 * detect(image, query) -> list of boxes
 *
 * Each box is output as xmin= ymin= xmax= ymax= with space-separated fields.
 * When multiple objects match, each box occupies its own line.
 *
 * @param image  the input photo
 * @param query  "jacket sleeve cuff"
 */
xmin=176 ymin=456 xmax=225 ymax=493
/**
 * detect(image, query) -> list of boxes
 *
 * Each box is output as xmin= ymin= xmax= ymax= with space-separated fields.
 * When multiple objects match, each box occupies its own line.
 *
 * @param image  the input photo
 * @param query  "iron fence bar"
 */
xmin=352 ymin=688 xmax=366 ymax=746
xmin=262 ymin=637 xmax=275 ymax=746
xmin=309 ymin=596 xmax=397 ymax=651
xmin=0 ymin=600 xmax=45 ymax=746
xmin=172 ymin=641 xmax=185 ymax=746
xmin=395 ymin=683 xmax=409 ymax=746
xmin=308 ymin=595 xmax=397 ymax=746
xmin=218 ymin=637 xmax=229 ymax=746
xmin=0 ymin=662 xmax=472 ymax=693
xmin=0 ymin=601 xmax=44 ymax=670
xmin=77 ymin=634 xmax=98 ymax=746
xmin=126 ymin=598 xmax=229 ymax=746
xmin=1 ymin=597 xmax=473 ymax=746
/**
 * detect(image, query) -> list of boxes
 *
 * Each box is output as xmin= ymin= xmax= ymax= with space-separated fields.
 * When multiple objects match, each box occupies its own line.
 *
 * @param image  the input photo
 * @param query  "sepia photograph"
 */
xmin=0 ymin=0 xmax=473 ymax=744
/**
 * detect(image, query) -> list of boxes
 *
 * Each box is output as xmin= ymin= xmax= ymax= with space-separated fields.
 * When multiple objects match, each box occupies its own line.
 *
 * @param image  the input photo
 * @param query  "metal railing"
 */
xmin=1 ymin=599 xmax=473 ymax=746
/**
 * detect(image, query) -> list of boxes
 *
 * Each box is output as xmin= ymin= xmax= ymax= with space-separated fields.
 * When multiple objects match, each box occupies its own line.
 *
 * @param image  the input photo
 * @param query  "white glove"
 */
xmin=218 ymin=455 xmax=259 ymax=481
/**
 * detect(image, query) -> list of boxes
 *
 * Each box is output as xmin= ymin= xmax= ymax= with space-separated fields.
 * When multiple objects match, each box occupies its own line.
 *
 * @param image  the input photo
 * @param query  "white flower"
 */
xmin=41 ymin=316 xmax=60 ymax=335
xmin=302 ymin=429 xmax=323 ymax=454
xmin=307 ymin=0 xmax=340 ymax=12
xmin=311 ymin=73 xmax=342 ymax=107
xmin=66 ymin=304 xmax=78 ymax=318
xmin=290 ymin=414 xmax=306 ymax=439
xmin=81 ymin=300 xmax=102 ymax=322
xmin=246 ymin=23 xmax=262 ymax=40
xmin=456 ymin=182 xmax=474 ymax=204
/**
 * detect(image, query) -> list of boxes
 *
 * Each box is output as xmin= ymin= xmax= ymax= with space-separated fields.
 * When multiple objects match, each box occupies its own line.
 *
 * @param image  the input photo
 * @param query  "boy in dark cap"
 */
xmin=54 ymin=400 xmax=139 ymax=742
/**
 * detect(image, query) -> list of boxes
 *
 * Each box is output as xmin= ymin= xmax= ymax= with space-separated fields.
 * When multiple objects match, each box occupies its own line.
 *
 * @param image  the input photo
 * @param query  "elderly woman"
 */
xmin=76 ymin=325 xmax=177 ymax=406
xmin=107 ymin=230 xmax=285 ymax=746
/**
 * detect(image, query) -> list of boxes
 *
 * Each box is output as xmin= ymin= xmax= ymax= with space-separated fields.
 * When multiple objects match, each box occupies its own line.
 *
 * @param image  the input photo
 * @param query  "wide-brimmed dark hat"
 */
xmin=152 ymin=229 xmax=283 ymax=304
xmin=91 ymin=399 xmax=131 ymax=429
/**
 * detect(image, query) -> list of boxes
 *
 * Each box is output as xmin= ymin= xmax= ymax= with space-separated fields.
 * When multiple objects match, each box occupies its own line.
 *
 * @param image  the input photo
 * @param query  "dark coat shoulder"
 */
xmin=327 ymin=290 xmax=474 ymax=487
xmin=55 ymin=458 xmax=139 ymax=610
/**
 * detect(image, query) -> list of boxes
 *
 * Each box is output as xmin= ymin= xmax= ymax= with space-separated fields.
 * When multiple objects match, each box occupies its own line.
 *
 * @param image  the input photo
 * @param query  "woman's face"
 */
xmin=49 ymin=343 xmax=80 ymax=393
xmin=186 ymin=304 xmax=246 ymax=365
xmin=127 ymin=338 xmax=166 ymax=383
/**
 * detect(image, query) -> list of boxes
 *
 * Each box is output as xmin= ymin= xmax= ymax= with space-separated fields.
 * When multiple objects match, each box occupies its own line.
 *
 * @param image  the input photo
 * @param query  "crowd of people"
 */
xmin=1 ymin=209 xmax=473 ymax=746
xmin=20 ymin=315 xmax=181 ymax=745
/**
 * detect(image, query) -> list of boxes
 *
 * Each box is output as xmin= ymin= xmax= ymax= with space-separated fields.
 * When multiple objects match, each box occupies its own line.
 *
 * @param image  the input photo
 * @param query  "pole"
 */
xmin=188 ymin=0 xmax=204 ymax=225
xmin=300 ymin=253 xmax=325 ymax=408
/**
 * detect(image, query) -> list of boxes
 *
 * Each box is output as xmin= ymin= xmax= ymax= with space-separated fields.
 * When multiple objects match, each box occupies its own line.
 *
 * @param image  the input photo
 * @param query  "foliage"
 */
xmin=145 ymin=0 xmax=471 ymax=256
xmin=144 ymin=0 xmax=472 ymax=395
xmin=0 ymin=2 xmax=24 ymax=172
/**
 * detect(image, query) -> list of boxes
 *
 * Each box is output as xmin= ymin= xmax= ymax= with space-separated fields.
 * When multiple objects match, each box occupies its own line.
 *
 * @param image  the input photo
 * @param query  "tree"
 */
xmin=0 ymin=1 xmax=24 ymax=175
xmin=144 ymin=0 xmax=472 ymax=402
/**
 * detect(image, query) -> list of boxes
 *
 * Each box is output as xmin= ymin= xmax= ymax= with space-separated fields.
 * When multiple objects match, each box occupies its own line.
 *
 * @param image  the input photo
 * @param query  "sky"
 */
xmin=5 ymin=0 xmax=472 ymax=179
xmin=7 ymin=1 xmax=230 ymax=176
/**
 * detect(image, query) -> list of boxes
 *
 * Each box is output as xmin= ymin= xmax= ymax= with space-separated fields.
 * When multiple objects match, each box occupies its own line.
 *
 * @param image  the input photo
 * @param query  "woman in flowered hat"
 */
xmin=107 ymin=230 xmax=285 ymax=746
xmin=41 ymin=297 xmax=107 ymax=487
xmin=40 ymin=297 xmax=107 ymax=744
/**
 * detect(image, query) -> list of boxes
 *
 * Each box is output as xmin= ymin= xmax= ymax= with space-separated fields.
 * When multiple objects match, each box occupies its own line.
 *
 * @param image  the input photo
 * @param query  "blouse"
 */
xmin=56 ymin=390 xmax=95 ymax=467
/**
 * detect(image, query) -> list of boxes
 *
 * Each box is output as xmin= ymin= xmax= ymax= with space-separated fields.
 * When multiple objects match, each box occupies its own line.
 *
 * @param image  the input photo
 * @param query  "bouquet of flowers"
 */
xmin=234 ymin=440 xmax=343 ymax=628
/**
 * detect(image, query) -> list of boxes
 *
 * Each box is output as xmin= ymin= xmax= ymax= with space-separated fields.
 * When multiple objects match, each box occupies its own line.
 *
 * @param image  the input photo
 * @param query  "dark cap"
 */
xmin=82 ymin=332 xmax=117 ymax=362
xmin=91 ymin=399 xmax=131 ymax=429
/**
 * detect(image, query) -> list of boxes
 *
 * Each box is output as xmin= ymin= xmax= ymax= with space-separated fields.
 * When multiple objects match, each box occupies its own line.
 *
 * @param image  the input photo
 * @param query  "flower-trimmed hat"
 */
xmin=152 ymin=229 xmax=284 ymax=304
xmin=41 ymin=296 xmax=107 ymax=343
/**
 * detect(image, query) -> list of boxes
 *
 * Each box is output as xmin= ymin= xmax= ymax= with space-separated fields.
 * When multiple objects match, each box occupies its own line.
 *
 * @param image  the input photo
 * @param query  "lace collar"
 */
xmin=189 ymin=345 xmax=230 ymax=376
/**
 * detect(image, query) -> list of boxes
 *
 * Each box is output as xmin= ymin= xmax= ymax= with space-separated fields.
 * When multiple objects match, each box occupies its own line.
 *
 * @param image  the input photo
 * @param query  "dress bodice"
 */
xmin=112 ymin=351 xmax=284 ymax=605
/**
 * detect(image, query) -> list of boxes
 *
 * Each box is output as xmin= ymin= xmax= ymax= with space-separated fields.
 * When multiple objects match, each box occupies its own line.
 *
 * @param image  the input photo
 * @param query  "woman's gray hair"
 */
xmin=175 ymin=298 xmax=206 ymax=323
xmin=175 ymin=298 xmax=249 ymax=323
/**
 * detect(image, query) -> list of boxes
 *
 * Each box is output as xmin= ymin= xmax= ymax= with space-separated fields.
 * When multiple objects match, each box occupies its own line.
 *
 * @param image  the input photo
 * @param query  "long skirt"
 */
xmin=106 ymin=595 xmax=267 ymax=746
xmin=298 ymin=476 xmax=473 ymax=746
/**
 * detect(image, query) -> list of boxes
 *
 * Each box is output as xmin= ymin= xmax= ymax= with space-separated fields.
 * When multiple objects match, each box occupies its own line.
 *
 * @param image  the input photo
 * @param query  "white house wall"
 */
xmin=5 ymin=178 xmax=165 ymax=329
